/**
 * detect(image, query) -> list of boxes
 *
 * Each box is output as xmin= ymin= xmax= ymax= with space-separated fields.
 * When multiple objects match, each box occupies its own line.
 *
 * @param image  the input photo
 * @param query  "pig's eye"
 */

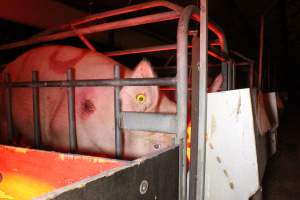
xmin=135 ymin=94 xmax=146 ymax=104
xmin=153 ymin=144 xmax=161 ymax=150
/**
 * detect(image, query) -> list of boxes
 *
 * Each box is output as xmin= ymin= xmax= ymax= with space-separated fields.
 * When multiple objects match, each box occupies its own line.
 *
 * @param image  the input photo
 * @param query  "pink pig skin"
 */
xmin=0 ymin=45 xmax=177 ymax=158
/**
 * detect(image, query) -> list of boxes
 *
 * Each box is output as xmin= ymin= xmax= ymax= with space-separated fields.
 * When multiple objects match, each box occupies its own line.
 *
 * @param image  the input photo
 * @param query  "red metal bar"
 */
xmin=104 ymin=44 xmax=189 ymax=57
xmin=6 ymin=1 xmax=228 ymax=54
xmin=0 ymin=11 xmax=179 ymax=51
xmin=36 ymin=0 xmax=183 ymax=37
xmin=71 ymin=26 xmax=96 ymax=51
xmin=104 ymin=44 xmax=227 ymax=62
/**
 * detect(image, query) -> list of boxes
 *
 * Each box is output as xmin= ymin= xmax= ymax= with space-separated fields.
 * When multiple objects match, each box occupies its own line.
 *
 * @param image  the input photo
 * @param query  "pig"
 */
xmin=0 ymin=45 xmax=223 ymax=159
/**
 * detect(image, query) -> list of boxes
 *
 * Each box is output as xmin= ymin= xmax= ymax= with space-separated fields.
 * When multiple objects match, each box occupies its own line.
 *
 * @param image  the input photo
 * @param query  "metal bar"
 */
xmin=258 ymin=15 xmax=264 ymax=89
xmin=232 ymin=62 xmax=236 ymax=89
xmin=121 ymin=112 xmax=177 ymax=134
xmin=189 ymin=35 xmax=200 ymax=200
xmin=114 ymin=64 xmax=122 ymax=159
xmin=196 ymin=0 xmax=208 ymax=198
xmin=104 ymin=44 xmax=228 ymax=61
xmin=230 ymin=50 xmax=255 ymax=63
xmin=160 ymin=87 xmax=192 ymax=91
xmin=249 ymin=63 xmax=254 ymax=88
xmin=227 ymin=60 xmax=233 ymax=90
xmin=177 ymin=5 xmax=198 ymax=200
xmin=3 ymin=77 xmax=177 ymax=88
xmin=4 ymin=73 xmax=14 ymax=144
xmin=71 ymin=26 xmax=96 ymax=51
xmin=35 ymin=0 xmax=183 ymax=37
xmin=154 ymin=62 xmax=251 ymax=72
xmin=67 ymin=68 xmax=77 ymax=153
xmin=208 ymin=46 xmax=228 ymax=62
xmin=105 ymin=44 xmax=190 ymax=57
xmin=221 ymin=61 xmax=228 ymax=90
xmin=32 ymin=71 xmax=41 ymax=148
xmin=33 ymin=0 xmax=227 ymax=53
xmin=0 ymin=11 xmax=180 ymax=51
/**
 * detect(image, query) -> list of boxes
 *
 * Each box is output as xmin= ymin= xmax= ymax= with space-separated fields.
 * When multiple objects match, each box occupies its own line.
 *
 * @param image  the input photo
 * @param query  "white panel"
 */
xmin=205 ymin=89 xmax=260 ymax=199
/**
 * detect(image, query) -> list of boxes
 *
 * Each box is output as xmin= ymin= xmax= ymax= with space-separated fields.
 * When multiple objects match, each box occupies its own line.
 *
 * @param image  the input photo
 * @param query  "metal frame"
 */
xmin=0 ymin=1 xmax=229 ymax=200
xmin=230 ymin=50 xmax=256 ymax=89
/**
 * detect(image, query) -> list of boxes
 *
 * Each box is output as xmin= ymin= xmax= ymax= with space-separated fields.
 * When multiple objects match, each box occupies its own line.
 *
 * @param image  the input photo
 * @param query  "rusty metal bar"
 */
xmin=0 ymin=11 xmax=179 ymax=51
xmin=177 ymin=5 xmax=198 ymax=200
xmin=114 ymin=64 xmax=122 ymax=159
xmin=66 ymin=68 xmax=77 ymax=153
xmin=4 ymin=73 xmax=14 ymax=144
xmin=4 ymin=77 xmax=176 ymax=88
xmin=32 ymin=71 xmax=41 ymax=148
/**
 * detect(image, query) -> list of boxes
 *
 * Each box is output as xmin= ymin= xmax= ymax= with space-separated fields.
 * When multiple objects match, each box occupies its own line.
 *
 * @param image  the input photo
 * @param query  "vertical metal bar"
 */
xmin=232 ymin=62 xmax=236 ymax=89
xmin=221 ymin=61 xmax=228 ymax=90
xmin=4 ymin=73 xmax=14 ymax=144
xmin=177 ymin=5 xmax=198 ymax=200
xmin=32 ymin=71 xmax=41 ymax=148
xmin=114 ymin=64 xmax=122 ymax=158
xmin=197 ymin=0 xmax=208 ymax=199
xmin=249 ymin=63 xmax=254 ymax=88
xmin=67 ymin=68 xmax=77 ymax=153
xmin=227 ymin=60 xmax=232 ymax=90
xmin=189 ymin=36 xmax=200 ymax=200
xmin=259 ymin=15 xmax=264 ymax=89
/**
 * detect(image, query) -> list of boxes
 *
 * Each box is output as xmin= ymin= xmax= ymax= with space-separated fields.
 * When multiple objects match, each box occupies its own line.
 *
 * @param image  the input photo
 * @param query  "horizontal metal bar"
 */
xmin=208 ymin=46 xmax=229 ymax=61
xmin=2 ymin=77 xmax=177 ymax=88
xmin=104 ymin=44 xmax=191 ymax=57
xmin=104 ymin=44 xmax=228 ymax=61
xmin=230 ymin=50 xmax=255 ymax=63
xmin=121 ymin=112 xmax=177 ymax=134
xmin=36 ymin=0 xmax=183 ymax=37
xmin=0 ymin=11 xmax=179 ymax=51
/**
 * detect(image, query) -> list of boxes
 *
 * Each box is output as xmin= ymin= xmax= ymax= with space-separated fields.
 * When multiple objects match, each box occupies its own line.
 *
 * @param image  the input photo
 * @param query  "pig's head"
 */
xmin=120 ymin=59 xmax=176 ymax=158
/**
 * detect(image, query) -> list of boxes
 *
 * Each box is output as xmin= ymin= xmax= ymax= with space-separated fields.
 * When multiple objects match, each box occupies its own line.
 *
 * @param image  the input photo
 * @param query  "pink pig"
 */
xmin=0 ymin=45 xmax=223 ymax=158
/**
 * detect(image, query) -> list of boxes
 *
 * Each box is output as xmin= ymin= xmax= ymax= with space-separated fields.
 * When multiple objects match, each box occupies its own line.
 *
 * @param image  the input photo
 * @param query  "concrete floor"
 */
xmin=263 ymin=108 xmax=300 ymax=199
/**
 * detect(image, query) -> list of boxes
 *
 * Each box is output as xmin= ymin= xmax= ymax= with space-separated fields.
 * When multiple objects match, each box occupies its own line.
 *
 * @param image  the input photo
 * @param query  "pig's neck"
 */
xmin=158 ymin=95 xmax=177 ymax=113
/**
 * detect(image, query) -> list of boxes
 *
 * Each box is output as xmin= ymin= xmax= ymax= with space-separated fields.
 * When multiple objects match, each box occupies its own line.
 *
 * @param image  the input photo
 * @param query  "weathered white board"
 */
xmin=205 ymin=89 xmax=263 ymax=199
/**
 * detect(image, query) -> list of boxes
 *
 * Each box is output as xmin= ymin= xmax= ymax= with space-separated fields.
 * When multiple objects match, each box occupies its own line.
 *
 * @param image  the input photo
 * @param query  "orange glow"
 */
xmin=0 ymin=145 xmax=125 ymax=199
xmin=0 ymin=173 xmax=54 ymax=200
xmin=187 ymin=121 xmax=192 ymax=165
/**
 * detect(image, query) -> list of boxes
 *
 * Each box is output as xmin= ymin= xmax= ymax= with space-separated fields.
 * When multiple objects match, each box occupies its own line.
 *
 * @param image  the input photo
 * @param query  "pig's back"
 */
xmin=1 ymin=45 xmax=119 ymax=149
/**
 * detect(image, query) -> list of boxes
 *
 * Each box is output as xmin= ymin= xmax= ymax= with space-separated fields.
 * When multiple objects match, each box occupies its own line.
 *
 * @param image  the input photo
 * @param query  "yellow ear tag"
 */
xmin=136 ymin=94 xmax=146 ymax=104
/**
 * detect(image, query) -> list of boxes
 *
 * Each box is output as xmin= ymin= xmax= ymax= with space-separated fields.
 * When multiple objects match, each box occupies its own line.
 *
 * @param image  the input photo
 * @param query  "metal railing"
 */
xmin=0 ymin=1 xmax=229 ymax=200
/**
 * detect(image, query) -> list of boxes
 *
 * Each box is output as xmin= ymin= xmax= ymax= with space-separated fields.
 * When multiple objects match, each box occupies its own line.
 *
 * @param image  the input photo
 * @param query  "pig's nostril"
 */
xmin=153 ymin=144 xmax=161 ymax=150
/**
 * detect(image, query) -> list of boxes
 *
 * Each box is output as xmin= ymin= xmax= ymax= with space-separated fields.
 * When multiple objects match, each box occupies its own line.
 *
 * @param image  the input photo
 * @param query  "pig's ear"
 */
xmin=130 ymin=59 xmax=156 ymax=78
xmin=120 ymin=59 xmax=159 ymax=112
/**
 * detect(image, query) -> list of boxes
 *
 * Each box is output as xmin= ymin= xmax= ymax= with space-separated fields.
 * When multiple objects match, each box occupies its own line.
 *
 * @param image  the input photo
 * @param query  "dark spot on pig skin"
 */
xmin=82 ymin=99 xmax=96 ymax=114
xmin=49 ymin=47 xmax=87 ymax=74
